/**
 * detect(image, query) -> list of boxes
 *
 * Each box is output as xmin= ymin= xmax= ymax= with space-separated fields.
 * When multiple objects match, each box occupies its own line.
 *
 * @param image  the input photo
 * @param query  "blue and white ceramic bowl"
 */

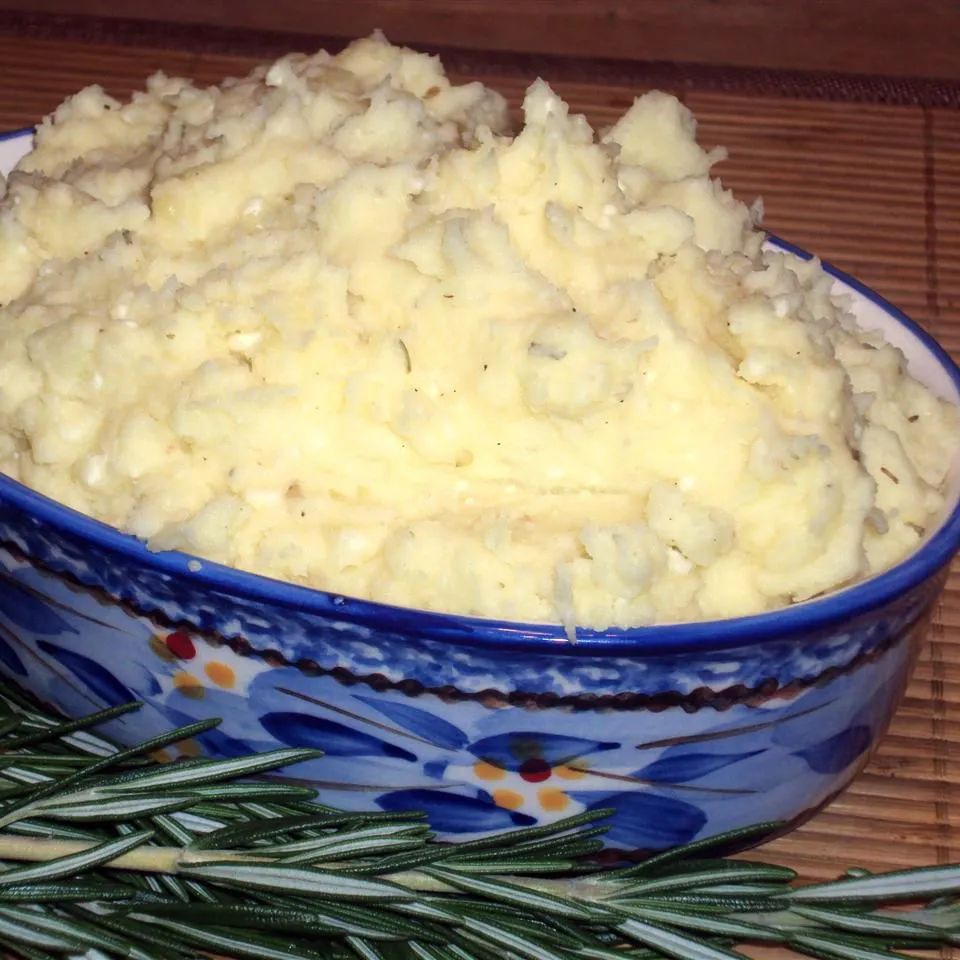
xmin=2 ymin=128 xmax=960 ymax=856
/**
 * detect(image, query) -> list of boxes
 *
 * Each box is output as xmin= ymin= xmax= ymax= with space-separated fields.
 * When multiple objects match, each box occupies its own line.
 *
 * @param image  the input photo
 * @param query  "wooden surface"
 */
xmin=2 ymin=18 xmax=960 ymax=889
xmin=3 ymin=0 xmax=960 ymax=81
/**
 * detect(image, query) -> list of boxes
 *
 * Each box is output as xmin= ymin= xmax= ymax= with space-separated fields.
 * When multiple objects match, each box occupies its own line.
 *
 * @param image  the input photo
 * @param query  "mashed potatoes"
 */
xmin=0 ymin=35 xmax=957 ymax=628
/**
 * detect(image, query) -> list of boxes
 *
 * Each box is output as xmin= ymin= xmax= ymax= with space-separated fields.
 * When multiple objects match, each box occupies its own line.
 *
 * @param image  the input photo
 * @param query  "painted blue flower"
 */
xmin=37 ymin=639 xmax=159 ymax=706
xmin=261 ymin=711 xmax=418 ymax=762
xmin=373 ymin=724 xmax=714 ymax=847
xmin=570 ymin=790 xmax=707 ymax=849
xmin=794 ymin=725 xmax=873 ymax=774
xmin=0 ymin=632 xmax=26 ymax=676
xmin=0 ymin=567 xmax=78 ymax=636
xmin=377 ymin=789 xmax=537 ymax=832
xmin=352 ymin=695 xmax=469 ymax=751
xmin=775 ymin=671 xmax=899 ymax=774
xmin=633 ymin=749 xmax=763 ymax=784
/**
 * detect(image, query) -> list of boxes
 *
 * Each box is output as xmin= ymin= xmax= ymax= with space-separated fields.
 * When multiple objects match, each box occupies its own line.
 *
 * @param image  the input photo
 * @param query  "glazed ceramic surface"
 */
xmin=2 ymin=129 xmax=959 ymax=854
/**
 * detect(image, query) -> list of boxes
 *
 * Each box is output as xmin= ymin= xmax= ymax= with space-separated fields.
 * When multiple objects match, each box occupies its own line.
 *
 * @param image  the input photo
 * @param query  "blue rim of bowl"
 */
xmin=1 ymin=127 xmax=959 ymax=655
xmin=0 ymin=127 xmax=32 ymax=143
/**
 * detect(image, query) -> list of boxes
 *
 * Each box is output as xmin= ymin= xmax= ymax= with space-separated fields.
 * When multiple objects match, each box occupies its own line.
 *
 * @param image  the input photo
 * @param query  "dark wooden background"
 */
xmin=2 ymin=0 xmax=958 ymax=81
xmin=2 ymin=0 xmax=960 ymax=914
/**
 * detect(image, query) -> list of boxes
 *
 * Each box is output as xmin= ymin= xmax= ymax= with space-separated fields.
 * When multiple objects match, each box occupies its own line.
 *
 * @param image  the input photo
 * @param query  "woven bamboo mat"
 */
xmin=2 ymin=24 xmax=960 ymax=889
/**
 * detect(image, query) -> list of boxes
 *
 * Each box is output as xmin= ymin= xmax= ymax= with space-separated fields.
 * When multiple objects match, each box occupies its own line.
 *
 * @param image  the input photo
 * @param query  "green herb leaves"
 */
xmin=0 ymin=685 xmax=956 ymax=960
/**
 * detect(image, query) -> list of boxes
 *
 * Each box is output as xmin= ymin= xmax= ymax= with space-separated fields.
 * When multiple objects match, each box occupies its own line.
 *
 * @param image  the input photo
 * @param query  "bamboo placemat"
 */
xmin=1 ymin=21 xmax=960 ymax=888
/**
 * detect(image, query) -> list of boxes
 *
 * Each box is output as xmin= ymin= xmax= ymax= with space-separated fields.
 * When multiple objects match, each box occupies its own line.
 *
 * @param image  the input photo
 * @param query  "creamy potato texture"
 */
xmin=1 ymin=35 xmax=958 ymax=628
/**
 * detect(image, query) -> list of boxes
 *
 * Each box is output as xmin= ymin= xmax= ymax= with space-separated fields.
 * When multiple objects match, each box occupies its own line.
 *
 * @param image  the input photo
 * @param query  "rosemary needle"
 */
xmin=0 ymin=684 xmax=956 ymax=960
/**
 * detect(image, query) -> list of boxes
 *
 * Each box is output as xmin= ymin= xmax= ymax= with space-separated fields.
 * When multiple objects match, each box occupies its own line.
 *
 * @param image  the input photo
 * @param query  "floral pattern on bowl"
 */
xmin=0 ymin=531 xmax=934 ymax=853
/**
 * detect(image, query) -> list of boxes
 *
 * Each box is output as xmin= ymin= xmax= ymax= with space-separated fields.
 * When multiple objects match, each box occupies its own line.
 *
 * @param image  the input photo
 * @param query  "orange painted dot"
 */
xmin=492 ymin=789 xmax=524 ymax=811
xmin=538 ymin=788 xmax=569 ymax=813
xmin=473 ymin=761 xmax=505 ymax=782
xmin=149 ymin=635 xmax=177 ymax=663
xmin=175 ymin=738 xmax=202 ymax=758
xmin=172 ymin=671 xmax=205 ymax=699
xmin=204 ymin=661 xmax=236 ymax=689
xmin=554 ymin=764 xmax=586 ymax=780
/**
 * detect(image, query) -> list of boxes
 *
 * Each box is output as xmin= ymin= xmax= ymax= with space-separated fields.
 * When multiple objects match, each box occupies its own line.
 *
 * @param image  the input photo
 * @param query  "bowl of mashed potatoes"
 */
xmin=1 ymin=35 xmax=959 ymax=854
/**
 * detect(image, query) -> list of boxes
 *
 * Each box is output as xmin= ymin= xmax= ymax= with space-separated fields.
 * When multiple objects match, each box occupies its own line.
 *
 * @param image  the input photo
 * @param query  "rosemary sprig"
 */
xmin=0 ymin=686 xmax=955 ymax=960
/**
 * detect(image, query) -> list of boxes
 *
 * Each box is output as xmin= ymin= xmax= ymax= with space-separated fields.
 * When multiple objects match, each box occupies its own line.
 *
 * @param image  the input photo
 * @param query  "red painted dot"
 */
xmin=518 ymin=758 xmax=551 ymax=783
xmin=165 ymin=630 xmax=196 ymax=660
